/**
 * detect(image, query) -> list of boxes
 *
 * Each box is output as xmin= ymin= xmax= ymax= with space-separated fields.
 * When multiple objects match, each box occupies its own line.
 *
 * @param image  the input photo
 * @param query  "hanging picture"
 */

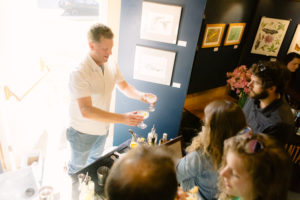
xmin=251 ymin=17 xmax=290 ymax=56
xmin=133 ymin=46 xmax=176 ymax=86
xmin=224 ymin=23 xmax=246 ymax=46
xmin=140 ymin=1 xmax=182 ymax=44
xmin=288 ymin=24 xmax=300 ymax=54
xmin=201 ymin=24 xmax=226 ymax=48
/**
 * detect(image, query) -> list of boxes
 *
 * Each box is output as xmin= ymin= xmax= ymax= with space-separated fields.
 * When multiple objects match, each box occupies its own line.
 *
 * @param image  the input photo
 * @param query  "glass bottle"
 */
xmin=159 ymin=133 xmax=168 ymax=145
xmin=147 ymin=125 xmax=157 ymax=146
xmin=79 ymin=176 xmax=94 ymax=200
xmin=129 ymin=129 xmax=138 ymax=148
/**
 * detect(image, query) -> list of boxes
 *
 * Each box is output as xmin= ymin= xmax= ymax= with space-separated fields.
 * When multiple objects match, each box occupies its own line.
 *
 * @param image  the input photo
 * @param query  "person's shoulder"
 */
xmin=106 ymin=58 xmax=123 ymax=78
xmin=278 ymin=101 xmax=294 ymax=123
xmin=106 ymin=57 xmax=118 ymax=68
xmin=72 ymin=56 xmax=94 ymax=73
xmin=181 ymin=151 xmax=203 ymax=164
xmin=193 ymin=149 xmax=214 ymax=166
xmin=186 ymin=150 xmax=201 ymax=158
xmin=278 ymin=97 xmax=293 ymax=112
xmin=267 ymin=98 xmax=294 ymax=124
xmin=243 ymin=97 xmax=255 ymax=111
xmin=180 ymin=151 xmax=205 ymax=171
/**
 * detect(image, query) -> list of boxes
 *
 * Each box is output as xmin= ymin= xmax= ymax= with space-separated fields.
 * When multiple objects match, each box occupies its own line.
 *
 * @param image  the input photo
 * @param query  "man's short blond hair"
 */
xmin=87 ymin=23 xmax=114 ymax=42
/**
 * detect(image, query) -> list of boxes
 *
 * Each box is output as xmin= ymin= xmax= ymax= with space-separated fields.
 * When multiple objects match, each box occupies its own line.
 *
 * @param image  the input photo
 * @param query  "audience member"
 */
xmin=283 ymin=52 xmax=300 ymax=110
xmin=176 ymin=100 xmax=247 ymax=200
xmin=218 ymin=133 xmax=291 ymax=200
xmin=243 ymin=60 xmax=294 ymax=143
xmin=105 ymin=145 xmax=178 ymax=200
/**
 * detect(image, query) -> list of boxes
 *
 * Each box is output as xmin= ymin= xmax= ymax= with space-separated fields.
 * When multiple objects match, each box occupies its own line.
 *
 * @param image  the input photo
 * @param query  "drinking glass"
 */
xmin=136 ymin=110 xmax=149 ymax=129
xmin=97 ymin=166 xmax=110 ymax=187
xmin=39 ymin=186 xmax=53 ymax=200
xmin=146 ymin=94 xmax=157 ymax=112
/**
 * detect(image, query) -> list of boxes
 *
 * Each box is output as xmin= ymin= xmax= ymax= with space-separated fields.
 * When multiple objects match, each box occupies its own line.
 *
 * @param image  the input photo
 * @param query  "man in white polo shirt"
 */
xmin=67 ymin=23 xmax=157 ymax=175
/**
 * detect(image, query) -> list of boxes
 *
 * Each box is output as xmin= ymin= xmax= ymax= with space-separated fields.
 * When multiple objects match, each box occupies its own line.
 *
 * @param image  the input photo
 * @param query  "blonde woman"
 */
xmin=218 ymin=133 xmax=291 ymax=200
xmin=176 ymin=100 xmax=247 ymax=200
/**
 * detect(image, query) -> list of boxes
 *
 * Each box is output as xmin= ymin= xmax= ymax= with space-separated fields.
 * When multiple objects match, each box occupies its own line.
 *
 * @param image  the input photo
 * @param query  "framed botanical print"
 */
xmin=251 ymin=16 xmax=290 ymax=56
xmin=224 ymin=23 xmax=246 ymax=46
xmin=202 ymin=23 xmax=226 ymax=48
xmin=288 ymin=24 xmax=300 ymax=54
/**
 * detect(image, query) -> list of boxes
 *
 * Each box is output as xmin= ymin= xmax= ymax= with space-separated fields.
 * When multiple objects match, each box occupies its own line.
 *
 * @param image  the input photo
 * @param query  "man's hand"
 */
xmin=175 ymin=187 xmax=189 ymax=200
xmin=122 ymin=111 xmax=144 ymax=126
xmin=141 ymin=93 xmax=158 ymax=106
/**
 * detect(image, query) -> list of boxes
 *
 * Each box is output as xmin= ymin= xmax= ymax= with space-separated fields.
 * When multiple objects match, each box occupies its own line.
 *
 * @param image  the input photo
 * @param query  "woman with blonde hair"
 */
xmin=176 ymin=100 xmax=247 ymax=200
xmin=218 ymin=133 xmax=291 ymax=200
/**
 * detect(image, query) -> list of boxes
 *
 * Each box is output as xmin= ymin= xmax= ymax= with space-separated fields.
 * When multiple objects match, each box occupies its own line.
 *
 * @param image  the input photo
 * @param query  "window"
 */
xmin=0 ymin=0 xmax=104 ymax=174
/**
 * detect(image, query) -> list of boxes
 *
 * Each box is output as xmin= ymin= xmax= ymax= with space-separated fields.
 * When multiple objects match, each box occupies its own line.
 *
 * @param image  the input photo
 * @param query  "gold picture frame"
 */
xmin=224 ymin=23 xmax=246 ymax=46
xmin=201 ymin=23 xmax=226 ymax=48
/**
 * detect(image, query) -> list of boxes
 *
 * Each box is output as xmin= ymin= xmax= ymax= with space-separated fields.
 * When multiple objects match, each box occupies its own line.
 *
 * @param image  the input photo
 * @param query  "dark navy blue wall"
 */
xmin=188 ymin=0 xmax=300 ymax=94
xmin=114 ymin=0 xmax=207 ymax=145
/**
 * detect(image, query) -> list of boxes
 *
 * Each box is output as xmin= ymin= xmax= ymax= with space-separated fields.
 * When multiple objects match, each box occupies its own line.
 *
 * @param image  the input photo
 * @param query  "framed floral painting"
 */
xmin=201 ymin=23 xmax=226 ymax=48
xmin=251 ymin=16 xmax=290 ymax=57
xmin=224 ymin=23 xmax=246 ymax=46
xmin=288 ymin=24 xmax=300 ymax=54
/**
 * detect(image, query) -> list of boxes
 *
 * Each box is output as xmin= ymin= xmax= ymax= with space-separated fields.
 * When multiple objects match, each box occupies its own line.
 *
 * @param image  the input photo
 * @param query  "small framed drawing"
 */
xmin=140 ymin=1 xmax=182 ymax=44
xmin=202 ymin=24 xmax=226 ymax=48
xmin=251 ymin=16 xmax=290 ymax=57
xmin=224 ymin=23 xmax=246 ymax=46
xmin=288 ymin=24 xmax=300 ymax=54
xmin=133 ymin=46 xmax=176 ymax=86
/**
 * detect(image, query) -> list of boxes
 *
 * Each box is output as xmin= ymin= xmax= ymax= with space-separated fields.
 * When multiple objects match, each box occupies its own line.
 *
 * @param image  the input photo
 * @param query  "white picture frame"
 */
xmin=288 ymin=24 xmax=300 ymax=54
xmin=133 ymin=46 xmax=176 ymax=86
xmin=140 ymin=1 xmax=182 ymax=44
xmin=251 ymin=16 xmax=290 ymax=57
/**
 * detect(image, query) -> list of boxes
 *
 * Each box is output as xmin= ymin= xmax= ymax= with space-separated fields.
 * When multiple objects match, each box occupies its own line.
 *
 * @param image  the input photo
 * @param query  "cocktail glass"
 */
xmin=136 ymin=110 xmax=149 ymax=129
xmin=146 ymin=94 xmax=157 ymax=112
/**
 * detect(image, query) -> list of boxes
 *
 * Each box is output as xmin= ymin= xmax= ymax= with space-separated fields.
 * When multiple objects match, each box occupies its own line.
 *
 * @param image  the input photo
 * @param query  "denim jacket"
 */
xmin=176 ymin=150 xmax=218 ymax=200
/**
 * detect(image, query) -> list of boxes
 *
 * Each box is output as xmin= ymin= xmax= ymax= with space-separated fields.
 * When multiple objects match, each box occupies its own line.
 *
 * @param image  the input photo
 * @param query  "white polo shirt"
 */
xmin=68 ymin=54 xmax=124 ymax=135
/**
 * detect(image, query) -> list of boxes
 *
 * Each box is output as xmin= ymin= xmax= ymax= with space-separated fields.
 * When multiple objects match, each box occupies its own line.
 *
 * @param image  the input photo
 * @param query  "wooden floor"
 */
xmin=184 ymin=86 xmax=237 ymax=120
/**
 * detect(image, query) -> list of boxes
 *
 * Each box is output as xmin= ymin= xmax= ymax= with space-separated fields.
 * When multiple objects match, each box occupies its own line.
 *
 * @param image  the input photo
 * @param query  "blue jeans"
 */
xmin=66 ymin=127 xmax=108 ymax=175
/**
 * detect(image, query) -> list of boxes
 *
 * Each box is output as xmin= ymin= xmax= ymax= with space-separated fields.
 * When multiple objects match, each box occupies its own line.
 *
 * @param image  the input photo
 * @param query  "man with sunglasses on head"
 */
xmin=242 ymin=60 xmax=294 ymax=144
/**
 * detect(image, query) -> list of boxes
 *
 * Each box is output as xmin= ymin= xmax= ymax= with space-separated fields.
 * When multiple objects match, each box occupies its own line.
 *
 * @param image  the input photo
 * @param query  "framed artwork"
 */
xmin=133 ymin=46 xmax=176 ymax=86
xmin=288 ymin=24 xmax=300 ymax=54
xmin=251 ymin=16 xmax=290 ymax=57
xmin=140 ymin=1 xmax=182 ymax=44
xmin=201 ymin=24 xmax=226 ymax=48
xmin=224 ymin=23 xmax=246 ymax=46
